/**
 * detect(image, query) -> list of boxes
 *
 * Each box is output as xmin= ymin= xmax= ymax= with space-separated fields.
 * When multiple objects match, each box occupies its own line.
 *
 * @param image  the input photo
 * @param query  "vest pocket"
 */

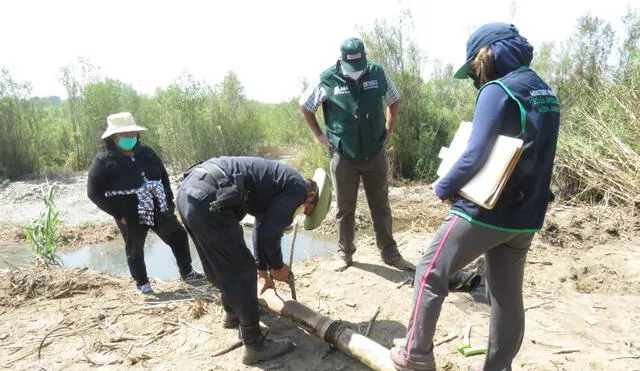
xmin=182 ymin=187 xmax=209 ymax=202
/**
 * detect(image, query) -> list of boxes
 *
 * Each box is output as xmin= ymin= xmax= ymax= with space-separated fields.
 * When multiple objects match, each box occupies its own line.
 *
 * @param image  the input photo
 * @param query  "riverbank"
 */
xmin=1 ymin=175 xmax=639 ymax=370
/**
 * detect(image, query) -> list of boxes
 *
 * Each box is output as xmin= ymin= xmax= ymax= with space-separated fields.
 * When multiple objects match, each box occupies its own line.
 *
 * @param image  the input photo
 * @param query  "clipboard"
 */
xmin=434 ymin=122 xmax=523 ymax=209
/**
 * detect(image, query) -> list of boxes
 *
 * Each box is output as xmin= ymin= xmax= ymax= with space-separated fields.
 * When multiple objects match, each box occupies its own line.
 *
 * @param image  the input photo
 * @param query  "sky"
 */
xmin=1 ymin=0 xmax=636 ymax=103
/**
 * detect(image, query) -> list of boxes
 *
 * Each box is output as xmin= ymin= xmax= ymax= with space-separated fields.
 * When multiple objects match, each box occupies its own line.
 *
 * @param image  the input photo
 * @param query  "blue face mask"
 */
xmin=117 ymin=136 xmax=137 ymax=151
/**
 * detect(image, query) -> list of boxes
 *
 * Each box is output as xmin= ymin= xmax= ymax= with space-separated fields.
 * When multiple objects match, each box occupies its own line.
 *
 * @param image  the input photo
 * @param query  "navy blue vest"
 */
xmin=451 ymin=67 xmax=561 ymax=231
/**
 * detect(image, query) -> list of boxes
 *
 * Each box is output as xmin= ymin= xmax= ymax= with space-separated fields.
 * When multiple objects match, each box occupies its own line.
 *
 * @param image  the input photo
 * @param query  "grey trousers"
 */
xmin=402 ymin=214 xmax=534 ymax=371
xmin=330 ymin=150 xmax=397 ymax=259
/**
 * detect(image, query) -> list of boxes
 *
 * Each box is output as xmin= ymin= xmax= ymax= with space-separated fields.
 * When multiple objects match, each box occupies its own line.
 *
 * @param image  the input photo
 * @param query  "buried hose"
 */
xmin=323 ymin=320 xmax=341 ymax=343
xmin=259 ymin=288 xmax=395 ymax=370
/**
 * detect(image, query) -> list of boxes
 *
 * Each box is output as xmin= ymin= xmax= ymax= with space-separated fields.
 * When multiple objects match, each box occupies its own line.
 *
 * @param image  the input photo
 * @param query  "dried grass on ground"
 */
xmin=3 ymin=265 xmax=121 ymax=301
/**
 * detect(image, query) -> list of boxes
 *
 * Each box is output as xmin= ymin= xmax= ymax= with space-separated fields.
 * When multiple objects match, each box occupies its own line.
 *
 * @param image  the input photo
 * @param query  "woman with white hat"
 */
xmin=87 ymin=112 xmax=203 ymax=294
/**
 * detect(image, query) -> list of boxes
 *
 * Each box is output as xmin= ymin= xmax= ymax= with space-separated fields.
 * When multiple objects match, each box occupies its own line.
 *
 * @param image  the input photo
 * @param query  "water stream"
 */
xmin=0 ymin=228 xmax=337 ymax=280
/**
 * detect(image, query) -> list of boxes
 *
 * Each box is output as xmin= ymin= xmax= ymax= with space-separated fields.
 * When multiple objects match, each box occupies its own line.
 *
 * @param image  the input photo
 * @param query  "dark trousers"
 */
xmin=176 ymin=174 xmax=260 ymax=340
xmin=330 ymin=149 xmax=398 ymax=259
xmin=116 ymin=213 xmax=193 ymax=287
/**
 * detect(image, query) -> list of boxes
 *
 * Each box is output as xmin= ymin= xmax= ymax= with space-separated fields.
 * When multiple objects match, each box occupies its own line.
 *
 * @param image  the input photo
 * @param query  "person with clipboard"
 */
xmin=391 ymin=23 xmax=560 ymax=371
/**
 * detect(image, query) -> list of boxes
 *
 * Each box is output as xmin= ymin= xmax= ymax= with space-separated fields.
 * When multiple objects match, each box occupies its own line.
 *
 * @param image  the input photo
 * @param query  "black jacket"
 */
xmin=211 ymin=156 xmax=308 ymax=217
xmin=87 ymin=142 xmax=174 ymax=224
xmin=189 ymin=157 xmax=308 ymax=270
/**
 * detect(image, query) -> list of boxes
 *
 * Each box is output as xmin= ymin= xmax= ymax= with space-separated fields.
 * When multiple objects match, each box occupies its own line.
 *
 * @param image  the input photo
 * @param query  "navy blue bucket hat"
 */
xmin=454 ymin=23 xmax=521 ymax=79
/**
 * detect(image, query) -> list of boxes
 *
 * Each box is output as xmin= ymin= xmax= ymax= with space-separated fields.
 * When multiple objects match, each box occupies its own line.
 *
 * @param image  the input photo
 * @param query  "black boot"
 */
xmin=240 ymin=324 xmax=294 ymax=365
xmin=222 ymin=311 xmax=240 ymax=329
xmin=382 ymin=249 xmax=416 ymax=272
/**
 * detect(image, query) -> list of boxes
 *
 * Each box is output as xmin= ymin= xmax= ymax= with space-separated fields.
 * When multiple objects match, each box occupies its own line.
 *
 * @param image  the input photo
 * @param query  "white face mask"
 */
xmin=344 ymin=70 xmax=364 ymax=80
xmin=340 ymin=61 xmax=364 ymax=80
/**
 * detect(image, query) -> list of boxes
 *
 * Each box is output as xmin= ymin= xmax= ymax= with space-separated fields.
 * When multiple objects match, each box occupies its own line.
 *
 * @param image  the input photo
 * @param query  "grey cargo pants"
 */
xmin=330 ymin=149 xmax=399 ymax=260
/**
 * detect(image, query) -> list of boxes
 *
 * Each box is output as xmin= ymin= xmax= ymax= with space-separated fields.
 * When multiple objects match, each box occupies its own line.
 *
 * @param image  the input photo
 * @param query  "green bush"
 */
xmin=0 ymin=9 xmax=638 ymax=208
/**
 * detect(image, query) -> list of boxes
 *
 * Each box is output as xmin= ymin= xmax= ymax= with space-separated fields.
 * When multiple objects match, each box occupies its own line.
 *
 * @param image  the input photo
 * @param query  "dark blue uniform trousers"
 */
xmin=176 ymin=172 xmax=260 ymax=335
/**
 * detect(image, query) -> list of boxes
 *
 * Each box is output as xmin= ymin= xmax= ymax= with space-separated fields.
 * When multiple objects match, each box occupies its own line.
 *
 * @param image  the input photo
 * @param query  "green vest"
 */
xmin=320 ymin=62 xmax=388 ymax=160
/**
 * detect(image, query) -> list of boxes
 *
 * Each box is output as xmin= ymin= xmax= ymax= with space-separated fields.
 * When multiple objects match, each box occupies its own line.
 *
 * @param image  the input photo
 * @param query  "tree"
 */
xmin=359 ymin=10 xmax=472 ymax=179
xmin=619 ymin=7 xmax=640 ymax=75
xmin=360 ymin=10 xmax=431 ymax=178
xmin=0 ymin=69 xmax=41 ymax=177
xmin=58 ymin=58 xmax=99 ymax=169
xmin=570 ymin=14 xmax=615 ymax=88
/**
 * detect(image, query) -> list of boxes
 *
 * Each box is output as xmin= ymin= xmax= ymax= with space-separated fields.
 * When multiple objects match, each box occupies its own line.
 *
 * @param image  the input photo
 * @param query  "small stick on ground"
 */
xmin=139 ymin=302 xmax=179 ymax=310
xmin=212 ymin=340 xmax=243 ymax=357
xmin=525 ymin=301 xmax=553 ymax=311
xmin=528 ymin=260 xmax=552 ymax=265
xmin=120 ymin=343 xmax=135 ymax=361
xmin=50 ymin=288 xmax=72 ymax=299
xmin=608 ymin=355 xmax=640 ymax=361
xmin=363 ymin=306 xmax=381 ymax=337
xmin=83 ymin=352 xmax=120 ymax=366
xmin=141 ymin=327 xmax=179 ymax=346
xmin=178 ymin=318 xmax=214 ymax=334
xmin=396 ymin=277 xmax=413 ymax=289
xmin=434 ymin=332 xmax=457 ymax=347
xmin=6 ymin=345 xmax=48 ymax=366
xmin=38 ymin=326 xmax=69 ymax=359
xmin=553 ymin=348 xmax=580 ymax=354
xmin=212 ymin=329 xmax=270 ymax=357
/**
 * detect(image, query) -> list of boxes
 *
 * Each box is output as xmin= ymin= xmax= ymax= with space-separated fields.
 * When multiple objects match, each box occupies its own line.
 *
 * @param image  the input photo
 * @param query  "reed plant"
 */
xmin=554 ymin=67 xmax=640 ymax=206
xmin=24 ymin=181 xmax=63 ymax=266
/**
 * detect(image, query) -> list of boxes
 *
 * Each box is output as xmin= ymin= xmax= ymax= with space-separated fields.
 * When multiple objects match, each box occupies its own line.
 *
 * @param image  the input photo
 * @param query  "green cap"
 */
xmin=304 ymin=168 xmax=332 ymax=231
xmin=340 ymin=37 xmax=368 ymax=73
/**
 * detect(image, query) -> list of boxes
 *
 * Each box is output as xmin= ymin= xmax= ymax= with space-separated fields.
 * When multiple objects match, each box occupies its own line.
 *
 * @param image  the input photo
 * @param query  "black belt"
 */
xmin=192 ymin=161 xmax=247 ymax=215
xmin=193 ymin=161 xmax=233 ymax=188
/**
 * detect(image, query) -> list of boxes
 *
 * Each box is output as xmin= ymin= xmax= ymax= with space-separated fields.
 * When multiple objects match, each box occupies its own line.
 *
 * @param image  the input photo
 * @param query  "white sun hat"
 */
xmin=101 ymin=112 xmax=148 ymax=139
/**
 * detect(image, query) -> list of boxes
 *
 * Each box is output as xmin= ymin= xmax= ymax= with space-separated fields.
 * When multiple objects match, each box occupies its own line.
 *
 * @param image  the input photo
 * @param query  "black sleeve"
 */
xmin=253 ymin=189 xmax=305 ymax=270
xmin=149 ymin=147 xmax=175 ymax=206
xmin=87 ymin=156 xmax=120 ymax=218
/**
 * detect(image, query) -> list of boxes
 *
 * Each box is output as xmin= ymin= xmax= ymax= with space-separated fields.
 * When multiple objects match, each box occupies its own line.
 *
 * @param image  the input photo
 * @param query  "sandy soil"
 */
xmin=1 ymin=175 xmax=639 ymax=370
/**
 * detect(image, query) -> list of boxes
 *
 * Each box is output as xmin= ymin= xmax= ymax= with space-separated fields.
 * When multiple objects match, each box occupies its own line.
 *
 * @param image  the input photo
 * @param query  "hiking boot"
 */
xmin=137 ymin=282 xmax=154 ymax=295
xmin=222 ymin=311 xmax=240 ymax=329
xmin=242 ymin=336 xmax=294 ymax=365
xmin=240 ymin=323 xmax=294 ymax=364
xmin=182 ymin=270 xmax=205 ymax=281
xmin=383 ymin=253 xmax=416 ymax=272
xmin=330 ymin=250 xmax=353 ymax=272
xmin=390 ymin=347 xmax=436 ymax=371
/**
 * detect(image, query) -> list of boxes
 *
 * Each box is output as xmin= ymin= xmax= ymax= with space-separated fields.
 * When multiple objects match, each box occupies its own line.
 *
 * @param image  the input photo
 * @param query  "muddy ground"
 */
xmin=1 ymin=175 xmax=639 ymax=370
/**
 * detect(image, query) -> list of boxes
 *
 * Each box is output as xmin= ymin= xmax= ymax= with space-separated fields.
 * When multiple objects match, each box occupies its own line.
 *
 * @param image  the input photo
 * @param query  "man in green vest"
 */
xmin=300 ymin=37 xmax=414 ymax=272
